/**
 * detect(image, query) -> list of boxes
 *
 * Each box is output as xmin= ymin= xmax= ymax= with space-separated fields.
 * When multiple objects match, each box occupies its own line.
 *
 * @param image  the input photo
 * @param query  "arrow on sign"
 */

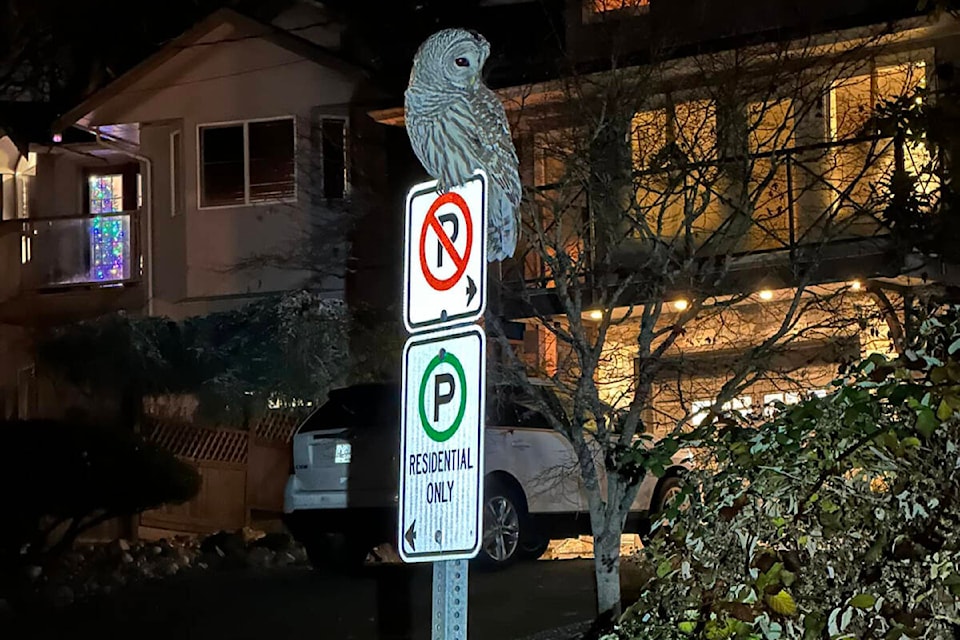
xmin=405 ymin=520 xmax=417 ymax=552
xmin=466 ymin=276 xmax=477 ymax=306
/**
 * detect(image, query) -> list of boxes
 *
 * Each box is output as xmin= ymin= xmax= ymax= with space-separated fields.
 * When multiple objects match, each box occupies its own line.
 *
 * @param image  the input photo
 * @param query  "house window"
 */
xmin=830 ymin=61 xmax=926 ymax=141
xmin=199 ymin=117 xmax=295 ymax=208
xmin=321 ymin=119 xmax=346 ymax=199
xmin=690 ymin=395 xmax=752 ymax=426
xmin=170 ymin=130 xmax=182 ymax=216
xmin=587 ymin=0 xmax=650 ymax=18
xmin=310 ymin=117 xmax=346 ymax=201
xmin=87 ymin=173 xmax=130 ymax=282
xmin=89 ymin=174 xmax=124 ymax=213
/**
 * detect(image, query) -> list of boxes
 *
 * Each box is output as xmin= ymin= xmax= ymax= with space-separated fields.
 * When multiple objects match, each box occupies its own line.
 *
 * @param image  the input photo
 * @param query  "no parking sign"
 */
xmin=402 ymin=171 xmax=487 ymax=333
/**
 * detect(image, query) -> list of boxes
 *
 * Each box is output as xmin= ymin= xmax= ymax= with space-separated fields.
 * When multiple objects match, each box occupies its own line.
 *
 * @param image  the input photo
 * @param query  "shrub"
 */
xmin=0 ymin=419 xmax=200 ymax=595
xmin=615 ymin=308 xmax=960 ymax=640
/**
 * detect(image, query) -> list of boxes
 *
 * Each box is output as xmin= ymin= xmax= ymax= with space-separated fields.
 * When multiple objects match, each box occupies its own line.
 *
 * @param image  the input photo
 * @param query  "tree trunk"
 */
xmin=591 ymin=512 xmax=624 ymax=632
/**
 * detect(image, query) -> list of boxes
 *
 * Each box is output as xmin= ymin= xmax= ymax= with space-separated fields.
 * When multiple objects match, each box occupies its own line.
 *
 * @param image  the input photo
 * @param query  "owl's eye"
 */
xmin=455 ymin=57 xmax=470 ymax=67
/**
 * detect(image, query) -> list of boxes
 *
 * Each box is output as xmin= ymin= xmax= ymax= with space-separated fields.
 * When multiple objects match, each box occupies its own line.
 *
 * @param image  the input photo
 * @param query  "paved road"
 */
xmin=3 ymin=560 xmax=599 ymax=640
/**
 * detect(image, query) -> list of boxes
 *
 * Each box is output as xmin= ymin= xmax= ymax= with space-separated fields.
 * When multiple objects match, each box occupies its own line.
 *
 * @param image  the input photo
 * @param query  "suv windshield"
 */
xmin=299 ymin=383 xmax=551 ymax=432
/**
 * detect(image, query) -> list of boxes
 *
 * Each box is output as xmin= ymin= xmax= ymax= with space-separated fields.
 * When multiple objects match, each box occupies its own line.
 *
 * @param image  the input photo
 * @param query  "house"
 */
xmin=371 ymin=1 xmax=960 ymax=435
xmin=0 ymin=5 xmax=374 ymax=420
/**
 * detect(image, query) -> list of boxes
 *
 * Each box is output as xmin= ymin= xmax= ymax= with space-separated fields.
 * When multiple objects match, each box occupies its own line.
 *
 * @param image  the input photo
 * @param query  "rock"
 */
xmin=148 ymin=545 xmax=163 ymax=557
xmin=174 ymin=549 xmax=194 ymax=568
xmin=289 ymin=545 xmax=308 ymax=565
xmin=248 ymin=547 xmax=273 ymax=569
xmin=252 ymin=532 xmax=294 ymax=552
xmin=274 ymin=552 xmax=296 ymax=568
xmin=107 ymin=539 xmax=131 ymax=557
xmin=157 ymin=539 xmax=176 ymax=557
xmin=23 ymin=565 xmax=42 ymax=582
xmin=61 ymin=551 xmax=85 ymax=568
xmin=200 ymin=531 xmax=245 ymax=557
xmin=156 ymin=558 xmax=180 ymax=577
xmin=241 ymin=526 xmax=266 ymax=544
xmin=197 ymin=550 xmax=222 ymax=570
xmin=44 ymin=584 xmax=74 ymax=608
xmin=121 ymin=552 xmax=134 ymax=564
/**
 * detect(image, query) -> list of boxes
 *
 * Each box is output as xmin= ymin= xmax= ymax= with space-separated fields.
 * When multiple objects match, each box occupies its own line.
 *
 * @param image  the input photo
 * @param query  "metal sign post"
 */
xmin=400 ymin=170 xmax=488 ymax=639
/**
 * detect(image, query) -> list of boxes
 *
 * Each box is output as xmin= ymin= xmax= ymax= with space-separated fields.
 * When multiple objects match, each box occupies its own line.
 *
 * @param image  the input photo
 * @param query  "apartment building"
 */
xmin=374 ymin=0 xmax=958 ymax=433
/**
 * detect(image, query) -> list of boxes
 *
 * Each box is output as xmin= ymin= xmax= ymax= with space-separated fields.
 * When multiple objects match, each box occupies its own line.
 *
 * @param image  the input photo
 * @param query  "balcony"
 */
xmin=508 ymin=134 xmax=933 ymax=312
xmin=0 ymin=211 xmax=144 ymax=325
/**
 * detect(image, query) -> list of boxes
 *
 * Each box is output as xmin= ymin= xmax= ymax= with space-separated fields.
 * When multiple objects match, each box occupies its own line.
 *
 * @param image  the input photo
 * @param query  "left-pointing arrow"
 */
xmin=404 ymin=520 xmax=417 ymax=552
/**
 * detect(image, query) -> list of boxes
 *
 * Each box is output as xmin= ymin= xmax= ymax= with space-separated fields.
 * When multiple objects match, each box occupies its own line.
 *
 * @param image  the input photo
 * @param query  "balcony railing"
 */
xmin=0 ymin=211 xmax=141 ymax=294
xmin=515 ymin=133 xmax=936 ymax=289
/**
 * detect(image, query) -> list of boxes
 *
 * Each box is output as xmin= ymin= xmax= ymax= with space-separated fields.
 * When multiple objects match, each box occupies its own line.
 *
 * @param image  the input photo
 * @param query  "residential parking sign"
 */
xmin=398 ymin=324 xmax=486 ymax=563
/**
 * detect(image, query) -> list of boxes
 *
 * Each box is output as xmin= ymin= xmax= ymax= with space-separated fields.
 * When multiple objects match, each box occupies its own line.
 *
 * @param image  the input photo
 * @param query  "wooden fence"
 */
xmin=139 ymin=412 xmax=300 ymax=534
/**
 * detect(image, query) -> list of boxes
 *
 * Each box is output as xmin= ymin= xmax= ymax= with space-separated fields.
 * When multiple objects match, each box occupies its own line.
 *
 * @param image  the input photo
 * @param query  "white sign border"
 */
xmin=398 ymin=324 xmax=486 ymax=563
xmin=402 ymin=170 xmax=487 ymax=334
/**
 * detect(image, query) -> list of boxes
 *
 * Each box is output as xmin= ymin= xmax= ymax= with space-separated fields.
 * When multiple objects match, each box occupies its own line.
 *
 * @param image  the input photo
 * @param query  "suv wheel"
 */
xmin=478 ymin=481 xmax=525 ymax=568
xmin=654 ymin=476 xmax=685 ymax=513
xmin=640 ymin=476 xmax=688 ymax=545
xmin=520 ymin=534 xmax=550 ymax=560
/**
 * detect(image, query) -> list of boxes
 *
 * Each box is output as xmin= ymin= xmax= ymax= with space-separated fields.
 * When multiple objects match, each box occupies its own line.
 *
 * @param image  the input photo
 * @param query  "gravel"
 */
xmin=18 ymin=528 xmax=311 ymax=609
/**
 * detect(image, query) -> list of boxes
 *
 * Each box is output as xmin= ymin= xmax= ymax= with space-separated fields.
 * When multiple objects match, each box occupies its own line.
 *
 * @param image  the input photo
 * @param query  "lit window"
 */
xmin=690 ymin=396 xmax=752 ymax=425
xmin=87 ymin=174 xmax=130 ymax=282
xmin=89 ymin=174 xmax=123 ymax=213
xmin=199 ymin=117 xmax=295 ymax=208
xmin=590 ymin=0 xmax=650 ymax=14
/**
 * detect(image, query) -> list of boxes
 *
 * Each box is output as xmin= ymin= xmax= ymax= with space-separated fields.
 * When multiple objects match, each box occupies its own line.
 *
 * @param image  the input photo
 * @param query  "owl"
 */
xmin=405 ymin=28 xmax=522 ymax=263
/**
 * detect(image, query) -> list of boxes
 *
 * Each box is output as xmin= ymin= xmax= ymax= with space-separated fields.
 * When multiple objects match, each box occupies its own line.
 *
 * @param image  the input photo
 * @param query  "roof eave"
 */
xmin=53 ymin=7 xmax=365 ymax=133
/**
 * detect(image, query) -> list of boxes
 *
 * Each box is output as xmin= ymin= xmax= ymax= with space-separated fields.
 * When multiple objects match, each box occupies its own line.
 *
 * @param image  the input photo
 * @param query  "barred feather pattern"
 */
xmin=405 ymin=29 xmax=522 ymax=263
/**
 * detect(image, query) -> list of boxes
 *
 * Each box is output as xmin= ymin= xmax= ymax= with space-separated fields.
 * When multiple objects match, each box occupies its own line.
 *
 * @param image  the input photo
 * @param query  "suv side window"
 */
xmin=488 ymin=397 xmax=552 ymax=430
xmin=300 ymin=385 xmax=398 ymax=432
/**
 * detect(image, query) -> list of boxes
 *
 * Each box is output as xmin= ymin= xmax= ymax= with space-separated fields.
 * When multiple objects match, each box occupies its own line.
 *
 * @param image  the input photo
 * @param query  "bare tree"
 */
xmin=488 ymin=23 xmax=935 ymax=628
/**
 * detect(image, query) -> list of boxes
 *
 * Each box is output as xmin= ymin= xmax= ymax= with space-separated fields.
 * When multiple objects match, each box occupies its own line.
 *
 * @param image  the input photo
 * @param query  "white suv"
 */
xmin=283 ymin=382 xmax=690 ymax=569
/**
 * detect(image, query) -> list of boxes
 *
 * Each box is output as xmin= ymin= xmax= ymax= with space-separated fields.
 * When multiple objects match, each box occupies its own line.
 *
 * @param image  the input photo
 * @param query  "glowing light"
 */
xmin=52 ymin=133 xmax=62 ymax=143
xmin=672 ymin=299 xmax=689 ymax=311
xmin=589 ymin=310 xmax=603 ymax=320
xmin=87 ymin=175 xmax=128 ymax=282
xmin=758 ymin=289 xmax=774 ymax=301
xmin=851 ymin=280 xmax=862 ymax=291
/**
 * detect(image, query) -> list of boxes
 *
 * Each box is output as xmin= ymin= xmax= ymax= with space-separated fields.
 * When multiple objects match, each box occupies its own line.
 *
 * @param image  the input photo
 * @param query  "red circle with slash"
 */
xmin=419 ymin=192 xmax=473 ymax=291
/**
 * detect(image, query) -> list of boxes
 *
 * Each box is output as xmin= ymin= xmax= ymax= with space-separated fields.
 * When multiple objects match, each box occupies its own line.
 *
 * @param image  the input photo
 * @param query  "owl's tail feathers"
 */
xmin=486 ymin=196 xmax=518 ymax=263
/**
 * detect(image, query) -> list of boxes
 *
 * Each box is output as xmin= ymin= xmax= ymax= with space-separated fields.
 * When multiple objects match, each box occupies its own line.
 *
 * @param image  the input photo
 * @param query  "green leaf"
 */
xmin=931 ymin=366 xmax=949 ymax=384
xmin=916 ymin=408 xmax=938 ymax=438
xmin=678 ymin=621 xmax=696 ymax=634
xmin=937 ymin=398 xmax=955 ymax=421
xmin=766 ymin=589 xmax=797 ymax=616
xmin=901 ymin=436 xmax=921 ymax=449
xmin=850 ymin=593 xmax=876 ymax=609
xmin=657 ymin=560 xmax=673 ymax=578
xmin=949 ymin=337 xmax=960 ymax=354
